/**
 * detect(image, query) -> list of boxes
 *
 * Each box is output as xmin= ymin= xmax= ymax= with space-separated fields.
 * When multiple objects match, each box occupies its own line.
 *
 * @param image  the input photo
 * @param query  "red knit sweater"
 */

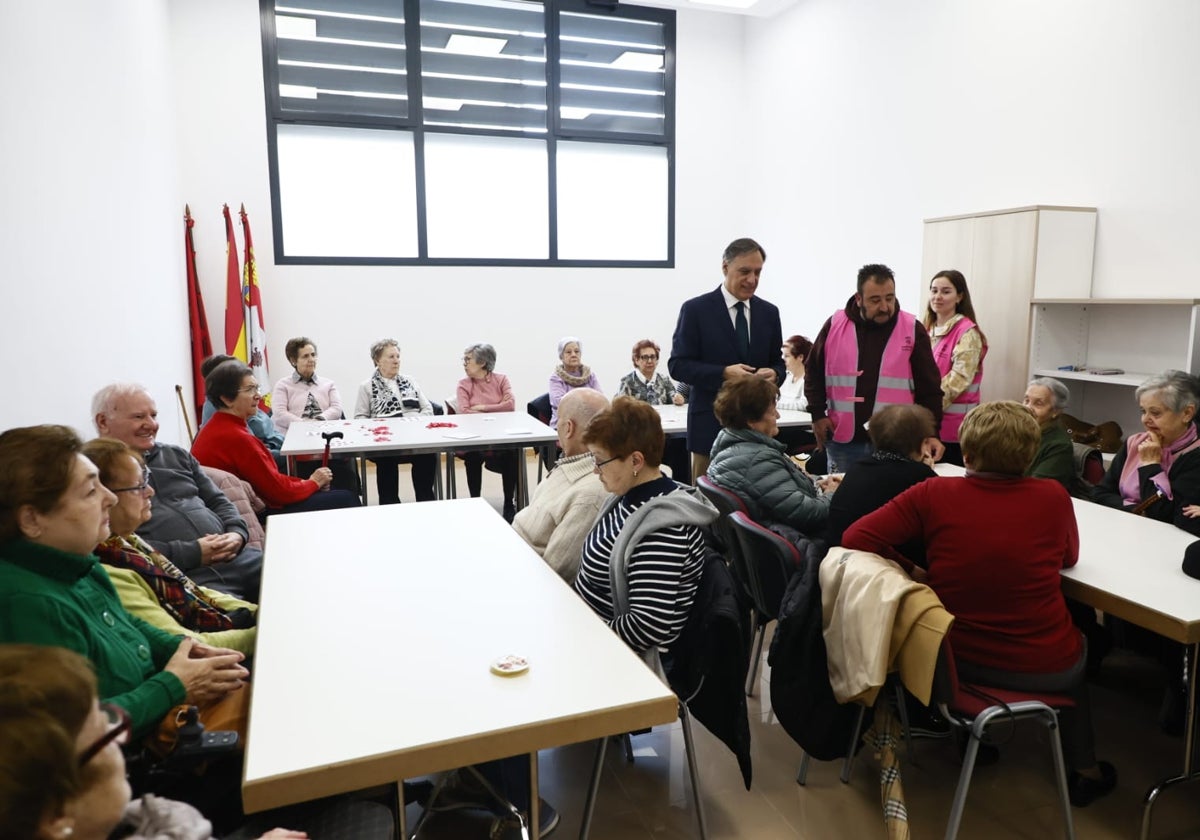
xmin=192 ymin=412 xmax=317 ymax=508
xmin=842 ymin=474 xmax=1081 ymax=674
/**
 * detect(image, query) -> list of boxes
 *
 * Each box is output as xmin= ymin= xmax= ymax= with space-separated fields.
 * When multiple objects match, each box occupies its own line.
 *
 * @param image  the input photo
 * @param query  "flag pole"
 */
xmin=175 ymin=384 xmax=196 ymax=443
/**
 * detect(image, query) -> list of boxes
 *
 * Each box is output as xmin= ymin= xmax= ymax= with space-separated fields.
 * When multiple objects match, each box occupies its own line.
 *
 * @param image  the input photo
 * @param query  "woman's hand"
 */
xmin=469 ymin=405 xmax=488 ymax=413
xmin=1139 ymin=433 xmax=1164 ymax=465
xmin=257 ymin=831 xmax=309 ymax=839
xmin=1183 ymin=505 xmax=1200 ymax=519
xmin=817 ymin=474 xmax=842 ymax=493
xmin=672 ymin=393 xmax=685 ymax=406
xmin=310 ymin=467 xmax=333 ymax=488
xmin=165 ymin=638 xmax=249 ymax=706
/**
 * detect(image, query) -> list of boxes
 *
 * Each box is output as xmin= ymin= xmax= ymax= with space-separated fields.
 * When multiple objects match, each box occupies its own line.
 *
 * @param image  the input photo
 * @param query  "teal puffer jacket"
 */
xmin=707 ymin=427 xmax=830 ymax=535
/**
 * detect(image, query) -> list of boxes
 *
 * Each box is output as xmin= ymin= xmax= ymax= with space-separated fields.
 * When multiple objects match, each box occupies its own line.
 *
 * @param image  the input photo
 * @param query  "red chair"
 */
xmin=933 ymin=639 xmax=1076 ymax=840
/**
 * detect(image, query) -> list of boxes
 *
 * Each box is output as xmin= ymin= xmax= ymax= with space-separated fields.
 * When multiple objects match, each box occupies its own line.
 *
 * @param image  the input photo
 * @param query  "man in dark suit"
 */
xmin=669 ymin=237 xmax=785 ymax=478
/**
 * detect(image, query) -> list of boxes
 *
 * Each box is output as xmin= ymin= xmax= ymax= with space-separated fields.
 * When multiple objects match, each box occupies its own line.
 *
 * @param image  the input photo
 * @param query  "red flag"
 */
xmin=239 ymin=204 xmax=271 ymax=411
xmin=184 ymin=206 xmax=213 ymax=420
xmin=223 ymin=204 xmax=247 ymax=359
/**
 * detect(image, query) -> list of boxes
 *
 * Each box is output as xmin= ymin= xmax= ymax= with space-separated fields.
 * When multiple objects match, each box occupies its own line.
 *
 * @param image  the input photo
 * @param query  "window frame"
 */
xmin=259 ymin=0 xmax=675 ymax=267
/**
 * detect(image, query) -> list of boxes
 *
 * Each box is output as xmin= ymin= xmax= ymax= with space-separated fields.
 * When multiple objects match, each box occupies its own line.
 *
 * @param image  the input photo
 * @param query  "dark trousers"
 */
xmin=462 ymin=451 xmax=517 ymax=510
xmin=372 ymin=455 xmax=438 ymax=504
xmin=957 ymin=639 xmax=1095 ymax=771
xmin=296 ymin=457 xmax=362 ymax=495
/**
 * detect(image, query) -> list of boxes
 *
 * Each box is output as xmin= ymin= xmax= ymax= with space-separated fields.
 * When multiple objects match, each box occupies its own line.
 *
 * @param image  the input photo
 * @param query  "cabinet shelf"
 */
xmin=1030 ymin=369 xmax=1150 ymax=388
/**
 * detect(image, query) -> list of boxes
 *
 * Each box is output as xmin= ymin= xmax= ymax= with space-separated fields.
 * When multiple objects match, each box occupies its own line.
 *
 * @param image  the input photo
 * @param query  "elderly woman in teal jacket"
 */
xmin=707 ymin=377 xmax=833 ymax=537
xmin=0 ymin=425 xmax=249 ymax=738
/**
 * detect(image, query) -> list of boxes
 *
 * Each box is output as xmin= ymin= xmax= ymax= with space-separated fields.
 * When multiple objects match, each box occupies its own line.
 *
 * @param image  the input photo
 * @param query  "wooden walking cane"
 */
xmin=175 ymin=385 xmax=196 ymax=443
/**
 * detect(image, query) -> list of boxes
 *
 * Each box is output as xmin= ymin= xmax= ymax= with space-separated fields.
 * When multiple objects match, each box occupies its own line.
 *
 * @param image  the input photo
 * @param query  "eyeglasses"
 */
xmin=637 ymin=354 xmax=659 ymax=362
xmin=79 ymin=703 xmax=132 ymax=766
xmin=590 ymin=452 xmax=622 ymax=471
xmin=111 ymin=466 xmax=151 ymax=495
xmin=238 ymin=383 xmax=261 ymax=395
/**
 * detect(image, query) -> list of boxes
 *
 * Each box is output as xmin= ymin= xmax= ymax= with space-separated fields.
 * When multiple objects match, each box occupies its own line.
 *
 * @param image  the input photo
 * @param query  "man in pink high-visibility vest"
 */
xmin=805 ymin=264 xmax=945 ymax=473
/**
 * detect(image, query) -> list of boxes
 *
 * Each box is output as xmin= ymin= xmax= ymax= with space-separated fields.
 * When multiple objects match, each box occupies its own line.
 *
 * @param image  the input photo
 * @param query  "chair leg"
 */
xmin=745 ymin=623 xmax=765 ymax=696
xmin=892 ymin=681 xmax=917 ymax=768
xmin=840 ymin=704 xmax=868 ymax=783
xmin=679 ymin=702 xmax=710 ymax=840
xmin=1045 ymin=715 xmax=1076 ymax=840
xmin=622 ymin=732 xmax=634 ymax=763
xmin=944 ymin=731 xmax=981 ymax=840
xmin=796 ymin=753 xmax=811 ymax=786
xmin=579 ymin=737 xmax=608 ymax=840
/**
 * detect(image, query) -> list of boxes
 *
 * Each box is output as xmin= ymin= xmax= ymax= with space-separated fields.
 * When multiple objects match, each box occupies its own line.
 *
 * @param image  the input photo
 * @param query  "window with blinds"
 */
xmin=262 ymin=0 xmax=674 ymax=265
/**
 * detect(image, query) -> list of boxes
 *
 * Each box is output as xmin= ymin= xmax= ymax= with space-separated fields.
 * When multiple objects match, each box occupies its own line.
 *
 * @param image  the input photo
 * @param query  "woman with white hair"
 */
xmin=1023 ymin=376 xmax=1074 ymax=489
xmin=548 ymin=336 xmax=601 ymax=428
xmin=457 ymin=342 xmax=519 ymax=521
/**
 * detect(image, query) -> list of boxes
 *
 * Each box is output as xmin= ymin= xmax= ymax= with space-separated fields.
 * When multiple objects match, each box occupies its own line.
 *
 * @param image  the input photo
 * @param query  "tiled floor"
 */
xmin=386 ymin=460 xmax=1200 ymax=838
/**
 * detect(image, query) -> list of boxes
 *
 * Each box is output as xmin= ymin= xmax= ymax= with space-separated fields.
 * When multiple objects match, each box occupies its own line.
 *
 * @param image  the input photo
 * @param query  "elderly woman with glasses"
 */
xmin=574 ymin=397 xmax=717 ymax=669
xmin=192 ymin=361 xmax=359 ymax=514
xmin=0 ymin=425 xmax=249 ymax=740
xmin=549 ymin=336 xmax=601 ymax=428
xmin=457 ymin=342 xmax=520 ymax=521
xmin=618 ymin=339 xmax=684 ymax=406
xmin=81 ymin=438 xmax=258 ymax=656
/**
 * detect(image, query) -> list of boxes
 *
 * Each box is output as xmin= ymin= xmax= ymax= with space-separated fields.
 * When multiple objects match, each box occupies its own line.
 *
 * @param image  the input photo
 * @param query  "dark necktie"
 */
xmin=734 ymin=301 xmax=750 ymax=361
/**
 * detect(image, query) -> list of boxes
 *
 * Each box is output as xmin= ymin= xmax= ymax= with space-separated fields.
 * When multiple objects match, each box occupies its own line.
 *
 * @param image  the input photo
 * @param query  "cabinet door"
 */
xmin=921 ymin=218 xmax=974 ymax=290
xmin=969 ymin=211 xmax=1037 ymax=404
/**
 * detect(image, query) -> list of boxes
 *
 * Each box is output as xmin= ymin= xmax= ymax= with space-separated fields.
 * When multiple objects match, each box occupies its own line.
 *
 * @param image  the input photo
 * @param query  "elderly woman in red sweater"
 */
xmin=192 ymin=361 xmax=359 ymax=515
xmin=841 ymin=400 xmax=1116 ymax=807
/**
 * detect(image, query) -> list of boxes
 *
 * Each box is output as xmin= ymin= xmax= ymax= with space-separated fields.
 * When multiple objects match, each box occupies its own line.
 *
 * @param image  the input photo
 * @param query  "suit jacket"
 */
xmin=669 ymin=287 xmax=784 ymax=453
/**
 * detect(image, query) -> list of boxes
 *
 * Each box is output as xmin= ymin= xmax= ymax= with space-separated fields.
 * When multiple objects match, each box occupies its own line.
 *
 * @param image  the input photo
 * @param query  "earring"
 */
xmin=633 ymin=468 xmax=639 ymax=478
xmin=59 ymin=827 xmax=74 ymax=839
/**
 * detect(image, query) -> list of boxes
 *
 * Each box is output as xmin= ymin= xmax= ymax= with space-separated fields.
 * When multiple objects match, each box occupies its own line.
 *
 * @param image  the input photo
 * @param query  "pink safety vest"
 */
xmin=930 ymin=316 xmax=985 ymax=443
xmin=824 ymin=310 xmax=917 ymax=444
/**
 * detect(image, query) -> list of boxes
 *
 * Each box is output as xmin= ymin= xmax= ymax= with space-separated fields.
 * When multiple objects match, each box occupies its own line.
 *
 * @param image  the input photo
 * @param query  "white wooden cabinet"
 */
xmin=921 ymin=205 xmax=1097 ymax=406
xmin=1029 ymin=299 xmax=1200 ymax=435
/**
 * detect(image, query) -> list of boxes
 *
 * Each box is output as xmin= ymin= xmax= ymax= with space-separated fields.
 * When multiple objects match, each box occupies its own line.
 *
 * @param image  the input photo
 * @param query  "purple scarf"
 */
xmin=1117 ymin=423 xmax=1200 ymax=505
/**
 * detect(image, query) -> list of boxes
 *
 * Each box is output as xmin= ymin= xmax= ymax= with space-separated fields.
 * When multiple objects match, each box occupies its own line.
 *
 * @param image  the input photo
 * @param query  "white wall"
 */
xmin=168 ymin=0 xmax=750 ymax=428
xmin=0 ymin=2 xmax=190 ymax=440
xmin=747 ymin=0 xmax=1200 ymax=351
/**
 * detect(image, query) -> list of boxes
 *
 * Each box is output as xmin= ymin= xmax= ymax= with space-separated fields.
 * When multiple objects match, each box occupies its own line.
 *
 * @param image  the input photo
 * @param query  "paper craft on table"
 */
xmin=441 ymin=431 xmax=480 ymax=440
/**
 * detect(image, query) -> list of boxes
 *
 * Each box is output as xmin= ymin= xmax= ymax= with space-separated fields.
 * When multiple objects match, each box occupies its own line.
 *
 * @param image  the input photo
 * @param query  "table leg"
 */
xmin=434 ymin=453 xmax=444 ymax=500
xmin=1139 ymin=642 xmax=1200 ymax=840
xmin=396 ymin=779 xmax=409 ymax=840
xmin=445 ymin=452 xmax=457 ymax=499
xmin=359 ymin=458 xmax=369 ymax=506
xmin=579 ymin=737 xmax=608 ymax=840
xmin=286 ymin=455 xmax=296 ymax=476
xmin=517 ymin=446 xmax=529 ymax=510
xmin=529 ymin=750 xmax=540 ymax=840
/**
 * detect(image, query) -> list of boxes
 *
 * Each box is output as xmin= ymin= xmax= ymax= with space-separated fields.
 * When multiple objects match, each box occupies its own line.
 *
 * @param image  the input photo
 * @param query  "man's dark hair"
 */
xmin=856 ymin=263 xmax=895 ymax=293
xmin=723 ymin=237 xmax=766 ymax=264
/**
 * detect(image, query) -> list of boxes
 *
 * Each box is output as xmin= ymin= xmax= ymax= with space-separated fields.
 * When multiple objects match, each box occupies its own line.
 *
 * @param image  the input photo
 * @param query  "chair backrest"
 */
xmin=527 ymin=392 xmax=552 ymax=424
xmin=444 ymin=397 xmax=458 ymax=415
xmin=1074 ymin=443 xmax=1105 ymax=485
xmin=200 ymin=466 xmax=266 ymax=550
xmin=728 ymin=510 xmax=802 ymax=622
xmin=429 ymin=400 xmax=444 ymax=416
xmin=695 ymin=476 xmax=754 ymax=600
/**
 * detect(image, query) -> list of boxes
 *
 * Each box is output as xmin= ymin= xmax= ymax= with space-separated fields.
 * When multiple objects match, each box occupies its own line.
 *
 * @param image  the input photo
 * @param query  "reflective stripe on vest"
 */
xmin=930 ymin=315 xmax=984 ymax=442
xmin=824 ymin=309 xmax=917 ymax=443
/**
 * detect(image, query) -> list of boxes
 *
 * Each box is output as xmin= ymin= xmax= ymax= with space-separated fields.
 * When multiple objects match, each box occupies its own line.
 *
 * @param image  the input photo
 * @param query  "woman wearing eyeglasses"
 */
xmin=549 ymin=336 xmax=602 ymax=428
xmin=192 ymin=361 xmax=359 ymax=514
xmin=617 ymin=339 xmax=685 ymax=406
xmin=457 ymin=342 xmax=520 ymax=521
xmin=0 ymin=644 xmax=390 ymax=840
xmin=0 ymin=425 xmax=249 ymax=740
xmin=81 ymin=438 xmax=258 ymax=657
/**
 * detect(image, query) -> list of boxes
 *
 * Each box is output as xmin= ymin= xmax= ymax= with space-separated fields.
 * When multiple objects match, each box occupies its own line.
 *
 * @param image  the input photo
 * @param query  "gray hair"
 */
xmin=1027 ymin=377 xmax=1070 ymax=412
xmin=464 ymin=343 xmax=497 ymax=374
xmin=91 ymin=383 xmax=152 ymax=430
xmin=1135 ymin=370 xmax=1200 ymax=413
xmin=557 ymin=336 xmax=581 ymax=358
xmin=370 ymin=338 xmax=400 ymax=365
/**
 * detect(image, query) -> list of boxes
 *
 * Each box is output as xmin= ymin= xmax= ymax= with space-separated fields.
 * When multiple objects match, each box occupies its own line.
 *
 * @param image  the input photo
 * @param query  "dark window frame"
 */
xmin=259 ymin=0 xmax=675 ymax=267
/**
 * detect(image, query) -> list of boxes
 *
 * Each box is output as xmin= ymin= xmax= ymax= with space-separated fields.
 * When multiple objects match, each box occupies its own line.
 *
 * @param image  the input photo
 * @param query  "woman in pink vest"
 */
xmin=923 ymin=270 xmax=986 ymax=466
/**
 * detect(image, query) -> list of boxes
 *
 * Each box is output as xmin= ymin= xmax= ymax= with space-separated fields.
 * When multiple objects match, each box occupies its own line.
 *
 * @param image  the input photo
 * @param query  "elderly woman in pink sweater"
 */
xmin=457 ymin=342 xmax=519 ymax=521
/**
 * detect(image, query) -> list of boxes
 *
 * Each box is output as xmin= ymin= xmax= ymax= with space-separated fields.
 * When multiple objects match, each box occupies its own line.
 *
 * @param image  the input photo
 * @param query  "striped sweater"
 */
xmin=574 ymin=475 xmax=713 ymax=653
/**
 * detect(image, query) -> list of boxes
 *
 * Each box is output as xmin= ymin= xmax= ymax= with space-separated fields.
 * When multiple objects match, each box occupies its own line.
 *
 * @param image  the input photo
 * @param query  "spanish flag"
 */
xmin=239 ymin=204 xmax=271 ymax=411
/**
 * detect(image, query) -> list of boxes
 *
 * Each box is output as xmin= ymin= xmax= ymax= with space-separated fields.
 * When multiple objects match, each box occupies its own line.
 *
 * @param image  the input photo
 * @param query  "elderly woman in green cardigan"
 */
xmin=1023 ymin=377 xmax=1075 ymax=490
xmin=82 ymin=438 xmax=257 ymax=657
xmin=0 ymin=425 xmax=248 ymax=738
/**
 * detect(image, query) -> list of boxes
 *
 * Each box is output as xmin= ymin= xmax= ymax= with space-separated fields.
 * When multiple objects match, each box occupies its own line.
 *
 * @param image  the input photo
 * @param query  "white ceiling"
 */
xmin=633 ymin=0 xmax=800 ymax=18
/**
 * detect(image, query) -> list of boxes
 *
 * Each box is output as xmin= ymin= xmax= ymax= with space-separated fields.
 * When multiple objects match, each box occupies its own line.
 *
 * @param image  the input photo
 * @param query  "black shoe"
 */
xmin=1068 ymin=761 xmax=1117 ymax=807
xmin=503 ymin=504 xmax=516 ymax=524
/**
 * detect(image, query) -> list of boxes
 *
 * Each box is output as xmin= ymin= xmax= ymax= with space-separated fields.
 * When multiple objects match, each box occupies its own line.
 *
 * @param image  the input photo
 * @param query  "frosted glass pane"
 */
xmin=277 ymin=124 xmax=417 ymax=258
xmin=556 ymin=142 xmax=667 ymax=261
xmin=424 ymin=133 xmax=548 ymax=259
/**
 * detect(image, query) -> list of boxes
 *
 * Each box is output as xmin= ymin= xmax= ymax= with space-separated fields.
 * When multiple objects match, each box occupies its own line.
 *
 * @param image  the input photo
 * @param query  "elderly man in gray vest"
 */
xmin=92 ymin=383 xmax=263 ymax=601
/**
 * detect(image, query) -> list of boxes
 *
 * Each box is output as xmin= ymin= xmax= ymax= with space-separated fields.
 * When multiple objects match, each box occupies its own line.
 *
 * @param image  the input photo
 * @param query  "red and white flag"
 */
xmin=184 ymin=205 xmax=213 ymax=420
xmin=239 ymin=204 xmax=271 ymax=411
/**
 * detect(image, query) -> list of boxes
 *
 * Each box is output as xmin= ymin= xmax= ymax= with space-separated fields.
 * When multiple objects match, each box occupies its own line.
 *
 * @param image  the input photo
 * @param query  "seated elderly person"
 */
xmin=193 ymin=361 xmax=360 ymax=515
xmin=271 ymin=336 xmax=359 ymax=494
xmin=200 ymin=354 xmax=285 ymax=460
xmin=842 ymin=401 xmax=1117 ymax=805
xmin=574 ymin=397 xmax=717 ymax=665
xmin=82 ymin=438 xmax=257 ymax=656
xmin=618 ymin=339 xmax=685 ymax=405
xmin=1023 ymin=376 xmax=1075 ymax=490
xmin=93 ymin=383 xmax=263 ymax=601
xmin=513 ymin=388 xmax=609 ymax=582
xmin=549 ymin=336 xmax=601 ymax=428
xmin=826 ymin=404 xmax=937 ymax=559
xmin=707 ymin=377 xmax=832 ymax=537
xmin=457 ymin=342 xmax=519 ymax=521
xmin=354 ymin=338 xmax=438 ymax=504
xmin=1093 ymin=369 xmax=1200 ymax=533
xmin=0 ymin=425 xmax=249 ymax=740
